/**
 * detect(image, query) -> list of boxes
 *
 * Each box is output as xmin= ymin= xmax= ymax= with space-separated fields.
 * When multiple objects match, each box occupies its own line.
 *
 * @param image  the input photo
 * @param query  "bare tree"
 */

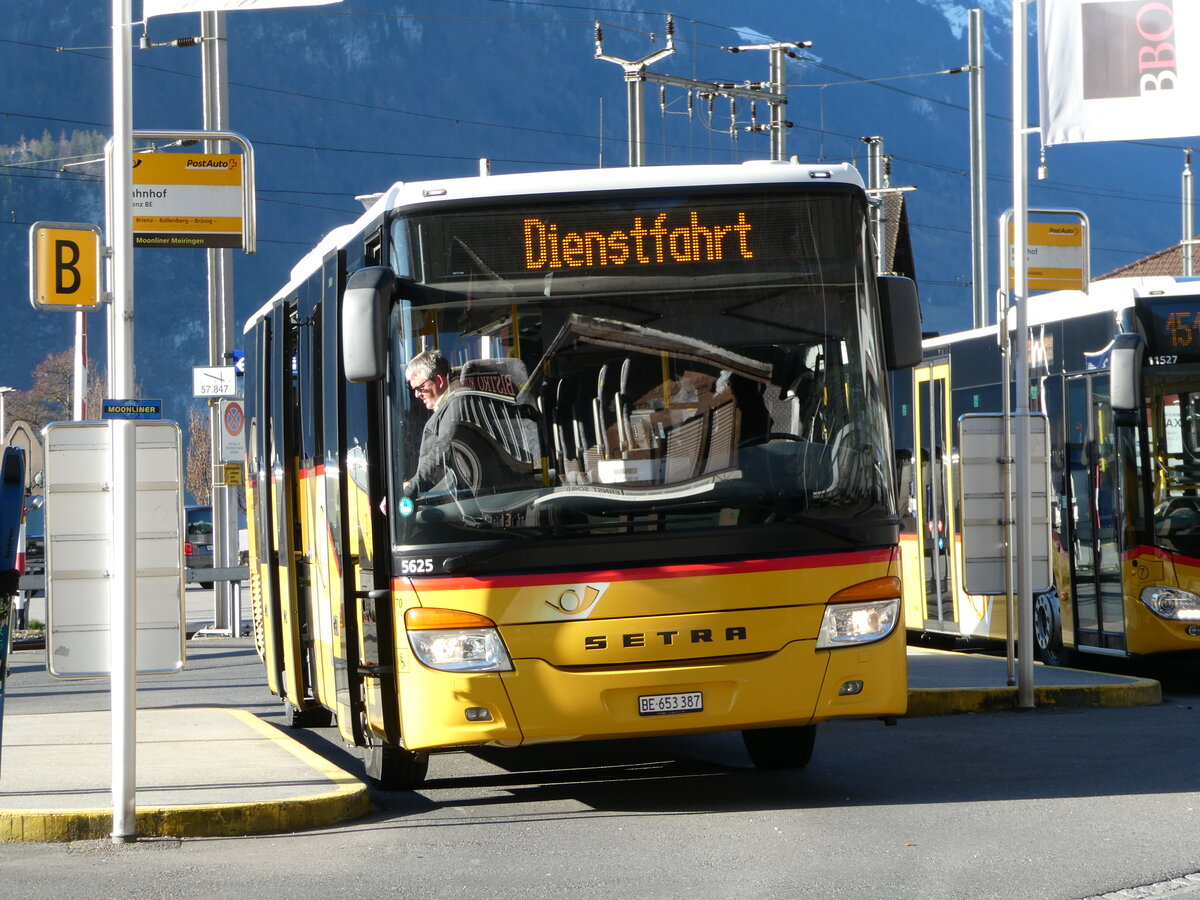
xmin=186 ymin=406 xmax=212 ymax=505
xmin=6 ymin=348 xmax=140 ymax=433
xmin=5 ymin=349 xmax=103 ymax=433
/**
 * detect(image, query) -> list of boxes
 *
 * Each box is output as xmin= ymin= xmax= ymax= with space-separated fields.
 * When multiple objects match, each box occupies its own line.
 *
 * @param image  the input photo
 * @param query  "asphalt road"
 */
xmin=2 ymin=587 xmax=1199 ymax=900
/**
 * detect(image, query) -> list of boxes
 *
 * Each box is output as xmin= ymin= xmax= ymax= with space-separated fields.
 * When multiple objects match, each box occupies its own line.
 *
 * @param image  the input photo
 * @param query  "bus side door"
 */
xmin=911 ymin=359 xmax=960 ymax=632
xmin=1065 ymin=374 xmax=1127 ymax=653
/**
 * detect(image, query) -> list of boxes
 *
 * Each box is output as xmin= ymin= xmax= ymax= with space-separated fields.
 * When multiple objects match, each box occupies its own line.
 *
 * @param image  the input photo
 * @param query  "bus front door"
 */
xmin=914 ymin=360 xmax=958 ymax=632
xmin=1065 ymin=374 xmax=1127 ymax=654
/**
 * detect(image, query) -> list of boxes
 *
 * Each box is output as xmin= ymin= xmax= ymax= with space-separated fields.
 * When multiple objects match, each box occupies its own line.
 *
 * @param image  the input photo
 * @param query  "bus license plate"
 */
xmin=638 ymin=691 xmax=703 ymax=716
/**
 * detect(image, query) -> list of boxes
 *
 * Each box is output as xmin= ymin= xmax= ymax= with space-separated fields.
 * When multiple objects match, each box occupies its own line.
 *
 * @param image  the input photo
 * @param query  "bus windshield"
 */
xmin=385 ymin=189 xmax=895 ymax=555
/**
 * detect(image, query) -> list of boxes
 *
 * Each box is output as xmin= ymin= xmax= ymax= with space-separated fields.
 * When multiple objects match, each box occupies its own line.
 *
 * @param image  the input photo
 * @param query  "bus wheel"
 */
xmin=1033 ymin=590 xmax=1072 ymax=667
xmin=742 ymin=724 xmax=817 ymax=769
xmin=363 ymin=731 xmax=430 ymax=791
xmin=284 ymin=700 xmax=333 ymax=728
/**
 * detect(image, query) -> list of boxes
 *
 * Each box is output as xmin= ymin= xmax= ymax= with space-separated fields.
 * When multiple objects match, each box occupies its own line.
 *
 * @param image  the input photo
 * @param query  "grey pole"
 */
xmin=969 ymin=9 xmax=989 ymax=327
xmin=864 ymin=136 xmax=886 ymax=274
xmin=109 ymin=0 xmax=139 ymax=842
xmin=202 ymin=11 xmax=237 ymax=634
xmin=769 ymin=45 xmax=785 ymax=161
xmin=1184 ymin=149 xmax=1194 ymax=278
xmin=1011 ymin=0 xmax=1035 ymax=710
xmin=626 ymin=71 xmax=645 ymax=167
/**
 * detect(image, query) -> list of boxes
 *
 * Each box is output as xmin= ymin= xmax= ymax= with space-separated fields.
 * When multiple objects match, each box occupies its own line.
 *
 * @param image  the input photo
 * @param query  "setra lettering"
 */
xmin=584 ymin=625 xmax=748 ymax=650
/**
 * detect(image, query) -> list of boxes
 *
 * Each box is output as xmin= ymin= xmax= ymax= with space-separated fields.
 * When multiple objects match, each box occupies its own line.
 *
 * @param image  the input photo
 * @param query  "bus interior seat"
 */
xmin=703 ymin=399 xmax=740 ymax=473
xmin=663 ymin=413 xmax=707 ymax=482
xmin=441 ymin=359 xmax=542 ymax=494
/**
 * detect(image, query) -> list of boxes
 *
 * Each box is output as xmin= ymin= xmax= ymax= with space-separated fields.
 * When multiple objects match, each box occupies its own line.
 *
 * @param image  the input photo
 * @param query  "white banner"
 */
xmin=143 ymin=0 xmax=340 ymax=21
xmin=1039 ymin=0 xmax=1200 ymax=145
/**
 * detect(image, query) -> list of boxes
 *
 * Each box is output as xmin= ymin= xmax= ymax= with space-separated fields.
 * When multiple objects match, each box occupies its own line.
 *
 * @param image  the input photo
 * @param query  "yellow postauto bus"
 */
xmin=895 ymin=276 xmax=1200 ymax=665
xmin=243 ymin=161 xmax=922 ymax=789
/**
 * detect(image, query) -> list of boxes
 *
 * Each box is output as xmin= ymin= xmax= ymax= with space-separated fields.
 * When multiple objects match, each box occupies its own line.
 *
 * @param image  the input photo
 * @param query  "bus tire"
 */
xmin=1033 ymin=589 xmax=1073 ymax=667
xmin=284 ymin=700 xmax=333 ymax=729
xmin=363 ymin=731 xmax=430 ymax=791
xmin=741 ymin=724 xmax=817 ymax=769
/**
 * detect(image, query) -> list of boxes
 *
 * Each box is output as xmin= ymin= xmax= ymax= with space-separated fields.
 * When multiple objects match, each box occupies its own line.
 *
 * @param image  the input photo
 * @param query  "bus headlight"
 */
xmin=1140 ymin=586 xmax=1200 ymax=621
xmin=816 ymin=577 xmax=901 ymax=649
xmin=817 ymin=599 xmax=900 ymax=647
xmin=405 ymin=607 xmax=514 ymax=672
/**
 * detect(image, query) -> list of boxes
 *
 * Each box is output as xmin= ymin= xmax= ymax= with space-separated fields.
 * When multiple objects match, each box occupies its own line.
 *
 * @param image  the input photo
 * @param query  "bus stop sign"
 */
xmin=28 ymin=221 xmax=103 ymax=311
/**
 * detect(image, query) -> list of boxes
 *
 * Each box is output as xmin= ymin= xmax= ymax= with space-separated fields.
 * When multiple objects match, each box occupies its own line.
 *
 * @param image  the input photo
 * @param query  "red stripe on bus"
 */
xmin=1124 ymin=543 xmax=1200 ymax=568
xmin=398 ymin=548 xmax=897 ymax=592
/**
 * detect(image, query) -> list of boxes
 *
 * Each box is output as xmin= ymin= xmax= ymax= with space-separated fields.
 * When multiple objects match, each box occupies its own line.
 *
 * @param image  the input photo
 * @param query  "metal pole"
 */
xmin=626 ymin=72 xmax=645 ymax=167
xmin=864 ymin=136 xmax=885 ymax=274
xmin=1011 ymin=0 xmax=1035 ymax=709
xmin=0 ymin=388 xmax=11 ymax=442
xmin=770 ymin=45 xmax=785 ymax=161
xmin=202 ymin=11 xmax=236 ymax=633
xmin=996 ymin=215 xmax=1017 ymax=686
xmin=1183 ymin=149 xmax=1194 ymax=278
xmin=74 ymin=312 xmax=87 ymax=420
xmin=109 ymin=0 xmax=138 ymax=841
xmin=969 ymin=9 xmax=989 ymax=327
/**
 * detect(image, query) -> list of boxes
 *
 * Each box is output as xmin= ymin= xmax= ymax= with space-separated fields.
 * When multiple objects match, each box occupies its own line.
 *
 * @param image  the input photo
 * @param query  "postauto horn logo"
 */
xmin=545 ymin=583 xmax=609 ymax=618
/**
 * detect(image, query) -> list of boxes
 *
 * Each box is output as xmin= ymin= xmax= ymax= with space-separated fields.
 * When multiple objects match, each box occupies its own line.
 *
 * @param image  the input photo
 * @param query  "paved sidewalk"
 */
xmin=0 ymin=644 xmax=1162 ymax=843
xmin=905 ymin=646 xmax=1162 ymax=715
xmin=0 ymin=706 xmax=367 ymax=842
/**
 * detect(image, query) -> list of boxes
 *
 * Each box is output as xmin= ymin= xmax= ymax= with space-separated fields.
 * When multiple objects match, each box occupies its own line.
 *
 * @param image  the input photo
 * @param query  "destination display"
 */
xmin=1135 ymin=296 xmax=1200 ymax=364
xmin=410 ymin=191 xmax=858 ymax=285
xmin=522 ymin=210 xmax=755 ymax=270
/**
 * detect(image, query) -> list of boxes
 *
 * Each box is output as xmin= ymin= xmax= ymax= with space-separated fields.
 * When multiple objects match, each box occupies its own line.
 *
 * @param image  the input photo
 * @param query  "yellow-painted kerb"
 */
xmin=0 ymin=709 xmax=368 ymax=843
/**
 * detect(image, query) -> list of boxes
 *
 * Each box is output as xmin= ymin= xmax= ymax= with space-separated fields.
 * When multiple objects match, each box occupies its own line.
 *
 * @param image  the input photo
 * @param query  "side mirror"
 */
xmin=1110 ymin=332 xmax=1145 ymax=425
xmin=877 ymin=275 xmax=923 ymax=370
xmin=342 ymin=267 xmax=394 ymax=383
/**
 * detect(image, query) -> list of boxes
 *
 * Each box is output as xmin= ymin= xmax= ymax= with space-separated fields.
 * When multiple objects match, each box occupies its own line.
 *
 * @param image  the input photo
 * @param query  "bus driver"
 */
xmin=404 ymin=349 xmax=458 ymax=495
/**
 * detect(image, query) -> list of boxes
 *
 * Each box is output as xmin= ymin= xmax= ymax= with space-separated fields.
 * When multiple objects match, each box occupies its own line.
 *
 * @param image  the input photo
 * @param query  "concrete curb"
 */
xmin=0 ymin=710 xmax=370 ymax=843
xmin=905 ymin=677 xmax=1163 ymax=717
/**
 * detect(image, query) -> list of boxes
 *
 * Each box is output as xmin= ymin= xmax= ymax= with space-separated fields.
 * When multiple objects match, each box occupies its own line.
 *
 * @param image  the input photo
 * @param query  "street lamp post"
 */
xmin=0 ymin=386 xmax=14 ymax=445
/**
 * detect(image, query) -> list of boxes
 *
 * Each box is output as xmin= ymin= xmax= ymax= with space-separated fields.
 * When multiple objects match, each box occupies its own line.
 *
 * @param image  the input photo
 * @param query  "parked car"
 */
xmin=184 ymin=504 xmax=214 ymax=589
xmin=14 ymin=496 xmax=45 ymax=626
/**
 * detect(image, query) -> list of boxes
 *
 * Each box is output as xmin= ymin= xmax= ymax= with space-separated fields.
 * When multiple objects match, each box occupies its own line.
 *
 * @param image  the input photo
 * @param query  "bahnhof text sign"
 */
xmin=133 ymin=152 xmax=244 ymax=249
xmin=1007 ymin=220 xmax=1087 ymax=292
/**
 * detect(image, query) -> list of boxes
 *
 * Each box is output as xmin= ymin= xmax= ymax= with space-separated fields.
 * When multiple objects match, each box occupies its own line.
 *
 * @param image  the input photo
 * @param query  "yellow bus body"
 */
xmin=254 ymin=467 xmax=908 ymax=751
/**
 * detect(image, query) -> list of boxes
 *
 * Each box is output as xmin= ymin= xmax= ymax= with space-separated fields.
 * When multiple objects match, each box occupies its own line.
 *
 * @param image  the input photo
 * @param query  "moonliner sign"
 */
xmin=132 ymin=152 xmax=245 ymax=248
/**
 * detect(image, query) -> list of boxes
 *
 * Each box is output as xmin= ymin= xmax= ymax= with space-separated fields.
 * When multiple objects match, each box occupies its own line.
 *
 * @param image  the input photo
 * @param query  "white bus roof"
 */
xmin=244 ymin=160 xmax=864 ymax=333
xmin=924 ymin=275 xmax=1200 ymax=351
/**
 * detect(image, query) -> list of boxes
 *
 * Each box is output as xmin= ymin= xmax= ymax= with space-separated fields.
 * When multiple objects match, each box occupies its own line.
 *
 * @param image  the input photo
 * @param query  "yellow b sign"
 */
xmin=29 ymin=222 xmax=103 ymax=310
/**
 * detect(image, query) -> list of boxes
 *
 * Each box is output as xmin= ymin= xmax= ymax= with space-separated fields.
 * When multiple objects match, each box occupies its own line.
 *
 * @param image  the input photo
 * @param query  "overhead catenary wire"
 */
xmin=1 ymin=34 xmax=1190 ymax=205
xmin=1 ymin=15 xmax=1190 ymax=274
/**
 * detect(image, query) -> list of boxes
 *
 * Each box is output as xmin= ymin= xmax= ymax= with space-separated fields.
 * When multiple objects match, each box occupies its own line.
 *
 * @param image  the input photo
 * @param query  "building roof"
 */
xmin=1098 ymin=238 xmax=1200 ymax=279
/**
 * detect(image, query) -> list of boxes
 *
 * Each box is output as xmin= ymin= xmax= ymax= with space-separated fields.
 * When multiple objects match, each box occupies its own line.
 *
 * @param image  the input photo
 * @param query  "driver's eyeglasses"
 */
xmin=411 ymin=378 xmax=435 ymax=397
